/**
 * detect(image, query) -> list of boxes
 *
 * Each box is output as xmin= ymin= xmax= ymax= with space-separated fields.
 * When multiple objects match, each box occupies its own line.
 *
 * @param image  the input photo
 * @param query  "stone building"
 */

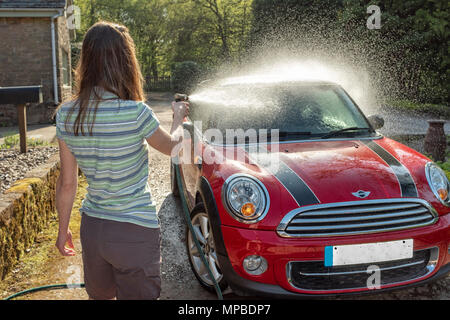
xmin=0 ymin=0 xmax=75 ymax=125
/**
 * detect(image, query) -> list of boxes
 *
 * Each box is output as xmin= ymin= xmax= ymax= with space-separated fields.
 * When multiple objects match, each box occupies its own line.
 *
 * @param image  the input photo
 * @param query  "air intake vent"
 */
xmin=278 ymin=199 xmax=438 ymax=237
xmin=287 ymin=248 xmax=438 ymax=291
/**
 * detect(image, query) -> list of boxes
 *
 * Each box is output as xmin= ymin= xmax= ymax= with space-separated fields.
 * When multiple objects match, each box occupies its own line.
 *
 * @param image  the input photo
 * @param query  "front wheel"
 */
xmin=186 ymin=204 xmax=228 ymax=292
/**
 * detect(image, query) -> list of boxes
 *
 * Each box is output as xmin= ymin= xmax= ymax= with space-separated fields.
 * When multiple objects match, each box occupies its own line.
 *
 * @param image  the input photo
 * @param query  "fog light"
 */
xmin=243 ymin=255 xmax=268 ymax=275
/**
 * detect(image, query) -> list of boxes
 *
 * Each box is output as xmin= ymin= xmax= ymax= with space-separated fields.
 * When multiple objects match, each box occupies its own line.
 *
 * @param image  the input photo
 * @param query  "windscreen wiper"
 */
xmin=273 ymin=131 xmax=312 ymax=137
xmin=266 ymin=131 xmax=312 ymax=141
xmin=321 ymin=127 xmax=371 ymax=139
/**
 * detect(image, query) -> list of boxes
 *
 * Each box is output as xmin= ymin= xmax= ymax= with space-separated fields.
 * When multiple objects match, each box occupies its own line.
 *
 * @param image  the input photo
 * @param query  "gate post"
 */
xmin=424 ymin=120 xmax=447 ymax=162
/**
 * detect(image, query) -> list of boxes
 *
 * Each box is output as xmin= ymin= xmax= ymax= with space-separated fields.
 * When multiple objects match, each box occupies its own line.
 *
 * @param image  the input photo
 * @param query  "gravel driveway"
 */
xmin=0 ymin=146 xmax=59 ymax=193
xmin=377 ymin=105 xmax=449 ymax=137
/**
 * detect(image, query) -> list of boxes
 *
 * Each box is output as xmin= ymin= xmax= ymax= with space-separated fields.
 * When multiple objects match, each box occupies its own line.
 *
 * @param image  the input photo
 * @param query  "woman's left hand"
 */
xmin=172 ymin=101 xmax=190 ymax=120
xmin=56 ymin=229 xmax=76 ymax=256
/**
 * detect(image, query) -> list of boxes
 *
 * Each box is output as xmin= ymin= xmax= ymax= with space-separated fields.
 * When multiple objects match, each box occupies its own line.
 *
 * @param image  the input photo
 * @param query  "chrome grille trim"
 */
xmin=277 ymin=198 xmax=438 ymax=238
xmin=298 ymin=203 xmax=424 ymax=216
xmin=290 ymin=208 xmax=429 ymax=224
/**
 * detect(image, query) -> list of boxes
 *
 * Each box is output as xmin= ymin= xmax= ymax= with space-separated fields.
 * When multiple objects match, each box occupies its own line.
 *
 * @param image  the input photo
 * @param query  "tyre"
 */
xmin=170 ymin=161 xmax=180 ymax=197
xmin=186 ymin=203 xmax=228 ymax=293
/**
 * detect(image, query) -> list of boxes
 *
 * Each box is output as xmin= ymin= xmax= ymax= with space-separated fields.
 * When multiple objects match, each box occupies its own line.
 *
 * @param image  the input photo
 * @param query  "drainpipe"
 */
xmin=51 ymin=10 xmax=64 ymax=105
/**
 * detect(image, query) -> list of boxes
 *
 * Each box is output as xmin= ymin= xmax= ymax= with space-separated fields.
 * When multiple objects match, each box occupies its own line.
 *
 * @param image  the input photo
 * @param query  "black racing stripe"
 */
xmin=247 ymin=150 xmax=320 ymax=206
xmin=361 ymin=140 xmax=418 ymax=197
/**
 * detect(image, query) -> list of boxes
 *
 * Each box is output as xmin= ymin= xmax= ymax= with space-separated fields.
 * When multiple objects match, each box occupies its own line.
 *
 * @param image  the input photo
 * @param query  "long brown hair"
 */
xmin=62 ymin=21 xmax=145 ymax=136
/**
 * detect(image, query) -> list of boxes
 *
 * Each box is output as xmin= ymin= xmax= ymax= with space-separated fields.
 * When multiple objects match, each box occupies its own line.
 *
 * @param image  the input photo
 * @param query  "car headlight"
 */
xmin=222 ymin=174 xmax=269 ymax=223
xmin=425 ymin=162 xmax=450 ymax=207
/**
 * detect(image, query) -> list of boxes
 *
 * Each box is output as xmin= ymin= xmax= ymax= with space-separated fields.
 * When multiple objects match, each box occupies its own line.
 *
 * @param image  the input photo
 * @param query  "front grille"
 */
xmin=277 ymin=199 xmax=438 ymax=237
xmin=288 ymin=248 xmax=437 ymax=291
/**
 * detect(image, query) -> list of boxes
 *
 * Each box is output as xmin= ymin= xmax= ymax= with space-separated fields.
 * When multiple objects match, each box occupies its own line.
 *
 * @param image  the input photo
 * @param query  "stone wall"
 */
xmin=0 ymin=154 xmax=59 ymax=280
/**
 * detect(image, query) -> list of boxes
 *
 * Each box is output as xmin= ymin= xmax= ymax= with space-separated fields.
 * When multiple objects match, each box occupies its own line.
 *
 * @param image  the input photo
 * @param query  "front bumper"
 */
xmin=218 ymin=213 xmax=450 ymax=298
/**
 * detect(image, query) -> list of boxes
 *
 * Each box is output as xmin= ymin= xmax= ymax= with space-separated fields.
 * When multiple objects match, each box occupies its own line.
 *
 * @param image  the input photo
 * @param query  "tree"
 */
xmin=74 ymin=0 xmax=252 ymax=80
xmin=166 ymin=0 xmax=252 ymax=65
xmin=249 ymin=0 xmax=449 ymax=104
xmin=171 ymin=61 xmax=202 ymax=93
xmin=74 ymin=0 xmax=169 ymax=78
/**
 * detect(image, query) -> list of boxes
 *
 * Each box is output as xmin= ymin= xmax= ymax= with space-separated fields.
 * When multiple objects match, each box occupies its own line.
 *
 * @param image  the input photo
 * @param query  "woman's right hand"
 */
xmin=172 ymin=101 xmax=189 ymax=120
xmin=55 ymin=229 xmax=76 ymax=256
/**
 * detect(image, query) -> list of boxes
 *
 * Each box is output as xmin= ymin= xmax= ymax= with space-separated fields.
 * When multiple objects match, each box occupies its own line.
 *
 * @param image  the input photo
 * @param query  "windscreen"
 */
xmin=189 ymin=84 xmax=373 ymax=140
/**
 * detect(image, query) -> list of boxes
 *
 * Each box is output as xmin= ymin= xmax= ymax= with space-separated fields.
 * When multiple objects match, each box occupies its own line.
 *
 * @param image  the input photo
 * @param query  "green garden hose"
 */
xmin=3 ymin=283 xmax=85 ymax=300
xmin=4 ymin=160 xmax=222 ymax=300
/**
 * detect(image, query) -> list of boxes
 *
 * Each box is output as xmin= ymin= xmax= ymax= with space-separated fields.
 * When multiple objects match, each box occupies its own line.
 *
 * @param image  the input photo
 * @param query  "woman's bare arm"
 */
xmin=55 ymin=138 xmax=78 ymax=256
xmin=146 ymin=101 xmax=189 ymax=156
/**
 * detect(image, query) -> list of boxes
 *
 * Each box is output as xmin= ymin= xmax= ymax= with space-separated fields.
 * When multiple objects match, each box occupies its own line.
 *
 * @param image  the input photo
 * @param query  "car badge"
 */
xmin=352 ymin=190 xmax=371 ymax=198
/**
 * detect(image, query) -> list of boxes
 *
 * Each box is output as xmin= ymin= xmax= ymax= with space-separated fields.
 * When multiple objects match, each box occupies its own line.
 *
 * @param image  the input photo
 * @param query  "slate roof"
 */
xmin=0 ymin=0 xmax=67 ymax=9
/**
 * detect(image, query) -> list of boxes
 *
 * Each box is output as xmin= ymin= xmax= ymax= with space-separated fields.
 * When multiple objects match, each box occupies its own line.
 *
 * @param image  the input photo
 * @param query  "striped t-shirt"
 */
xmin=56 ymin=90 xmax=160 ymax=228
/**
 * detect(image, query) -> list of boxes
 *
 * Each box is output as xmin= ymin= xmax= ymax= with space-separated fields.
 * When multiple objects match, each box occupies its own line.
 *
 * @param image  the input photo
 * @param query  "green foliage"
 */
xmin=74 ymin=0 xmax=252 ymax=79
xmin=436 ymin=159 xmax=450 ymax=180
xmin=250 ymin=0 xmax=341 ymax=44
xmin=72 ymin=0 xmax=448 ymax=104
xmin=388 ymin=100 xmax=450 ymax=118
xmin=0 ymin=134 xmax=47 ymax=150
xmin=171 ymin=61 xmax=203 ymax=94
xmin=1 ymin=133 xmax=19 ymax=149
xmin=250 ymin=0 xmax=449 ymax=104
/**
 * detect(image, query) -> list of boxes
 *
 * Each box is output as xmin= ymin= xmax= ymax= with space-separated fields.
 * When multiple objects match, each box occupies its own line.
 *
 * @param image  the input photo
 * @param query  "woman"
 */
xmin=54 ymin=21 xmax=188 ymax=300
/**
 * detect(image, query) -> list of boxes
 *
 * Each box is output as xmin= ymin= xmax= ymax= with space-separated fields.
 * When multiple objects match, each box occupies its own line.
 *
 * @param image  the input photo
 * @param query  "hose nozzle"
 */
xmin=174 ymin=93 xmax=188 ymax=102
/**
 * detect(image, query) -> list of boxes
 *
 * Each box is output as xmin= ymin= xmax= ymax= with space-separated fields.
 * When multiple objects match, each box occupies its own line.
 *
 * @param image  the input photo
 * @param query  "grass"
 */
xmin=0 ymin=133 xmax=48 ymax=149
xmin=431 ymin=136 xmax=450 ymax=180
xmin=435 ymin=143 xmax=450 ymax=180
xmin=437 ymin=160 xmax=450 ymax=180
xmin=0 ymin=177 xmax=88 ymax=300
xmin=387 ymin=99 xmax=450 ymax=119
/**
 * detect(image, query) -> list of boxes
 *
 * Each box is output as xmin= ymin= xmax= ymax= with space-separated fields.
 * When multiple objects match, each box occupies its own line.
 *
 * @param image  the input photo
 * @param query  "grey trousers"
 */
xmin=80 ymin=213 xmax=161 ymax=300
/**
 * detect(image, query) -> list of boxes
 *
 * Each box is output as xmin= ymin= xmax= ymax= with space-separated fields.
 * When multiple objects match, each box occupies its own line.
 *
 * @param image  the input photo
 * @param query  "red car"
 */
xmin=171 ymin=80 xmax=450 ymax=297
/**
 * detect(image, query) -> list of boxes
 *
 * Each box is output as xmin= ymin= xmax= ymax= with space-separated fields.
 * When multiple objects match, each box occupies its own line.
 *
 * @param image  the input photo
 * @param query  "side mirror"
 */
xmin=367 ymin=115 xmax=384 ymax=130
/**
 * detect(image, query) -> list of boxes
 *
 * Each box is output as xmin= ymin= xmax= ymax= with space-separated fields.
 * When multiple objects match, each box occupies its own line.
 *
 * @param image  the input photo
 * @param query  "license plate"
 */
xmin=324 ymin=239 xmax=413 ymax=267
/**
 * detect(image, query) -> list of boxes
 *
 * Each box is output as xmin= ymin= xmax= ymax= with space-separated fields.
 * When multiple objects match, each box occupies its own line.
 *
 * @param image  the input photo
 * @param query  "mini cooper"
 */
xmin=171 ymin=79 xmax=450 ymax=297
